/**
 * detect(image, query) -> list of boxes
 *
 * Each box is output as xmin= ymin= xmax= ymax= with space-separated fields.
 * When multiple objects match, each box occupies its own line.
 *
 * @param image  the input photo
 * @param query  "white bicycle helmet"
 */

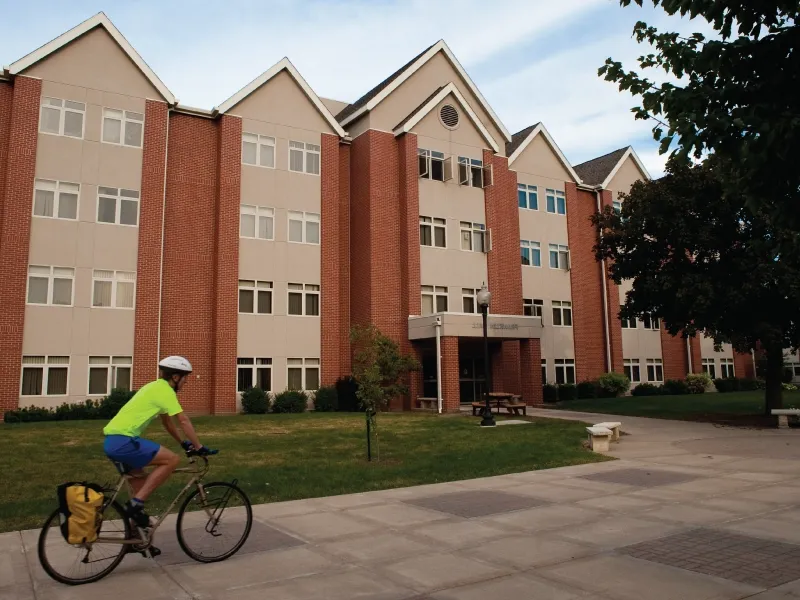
xmin=158 ymin=356 xmax=193 ymax=375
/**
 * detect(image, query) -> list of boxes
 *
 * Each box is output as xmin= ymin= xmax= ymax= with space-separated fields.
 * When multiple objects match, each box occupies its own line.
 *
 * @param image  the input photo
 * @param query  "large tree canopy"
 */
xmin=594 ymin=156 xmax=800 ymax=411
xmin=599 ymin=1 xmax=800 ymax=238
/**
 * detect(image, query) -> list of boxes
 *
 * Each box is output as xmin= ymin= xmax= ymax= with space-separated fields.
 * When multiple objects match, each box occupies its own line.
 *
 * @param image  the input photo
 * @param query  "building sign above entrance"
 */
xmin=472 ymin=322 xmax=519 ymax=331
xmin=408 ymin=313 xmax=542 ymax=341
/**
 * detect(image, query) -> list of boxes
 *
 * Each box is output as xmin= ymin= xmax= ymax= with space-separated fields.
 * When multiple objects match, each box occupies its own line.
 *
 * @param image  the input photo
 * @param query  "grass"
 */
xmin=556 ymin=390 xmax=800 ymax=421
xmin=0 ymin=412 xmax=608 ymax=533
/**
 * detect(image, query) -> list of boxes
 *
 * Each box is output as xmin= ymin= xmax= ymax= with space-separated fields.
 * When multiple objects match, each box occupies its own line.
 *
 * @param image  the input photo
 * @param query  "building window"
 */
xmin=242 ymin=133 xmax=275 ymax=168
xmin=523 ymin=298 xmax=543 ymax=318
xmin=552 ymin=300 xmax=572 ymax=327
xmin=33 ymin=179 xmax=79 ymax=220
xmin=624 ymin=358 xmax=641 ymax=383
xmin=237 ymin=357 xmax=272 ymax=392
xmin=27 ymin=266 xmax=74 ymax=306
xmin=92 ymin=270 xmax=135 ymax=309
xmin=620 ymin=314 xmax=635 ymax=329
xmin=720 ymin=358 xmax=735 ymax=379
xmin=541 ymin=359 xmax=547 ymax=384
xmin=88 ymin=356 xmax=132 ymax=396
xmin=39 ymin=97 xmax=84 ymax=138
xmin=240 ymin=205 xmax=274 ymax=240
xmin=239 ymin=280 xmax=273 ymax=314
xmin=421 ymin=286 xmax=448 ymax=315
xmin=702 ymin=358 xmax=717 ymax=380
xmin=518 ymin=183 xmax=538 ymax=210
xmin=460 ymin=222 xmax=486 ymax=252
xmin=288 ymin=283 xmax=320 ymax=316
xmin=546 ymin=189 xmax=566 ymax=215
xmin=549 ymin=244 xmax=570 ymax=270
xmin=97 ymin=187 xmax=139 ymax=226
xmin=521 ymin=240 xmax=541 ymax=267
xmin=458 ymin=156 xmax=491 ymax=188
xmin=21 ymin=356 xmax=69 ymax=396
xmin=102 ymin=109 xmax=144 ymax=147
xmin=289 ymin=141 xmax=320 ymax=175
xmin=418 ymin=149 xmax=449 ymax=181
xmin=642 ymin=314 xmax=661 ymax=330
xmin=420 ymin=216 xmax=446 ymax=248
xmin=612 ymin=200 xmax=622 ymax=214
xmin=462 ymin=288 xmax=478 ymax=313
xmin=647 ymin=358 xmax=664 ymax=383
xmin=288 ymin=211 xmax=320 ymax=244
xmin=287 ymin=358 xmax=319 ymax=391
xmin=555 ymin=359 xmax=576 ymax=384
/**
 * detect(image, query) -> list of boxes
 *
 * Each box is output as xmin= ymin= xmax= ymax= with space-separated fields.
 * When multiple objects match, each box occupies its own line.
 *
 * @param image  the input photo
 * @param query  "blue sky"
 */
xmin=0 ymin=1 xmax=715 ymax=177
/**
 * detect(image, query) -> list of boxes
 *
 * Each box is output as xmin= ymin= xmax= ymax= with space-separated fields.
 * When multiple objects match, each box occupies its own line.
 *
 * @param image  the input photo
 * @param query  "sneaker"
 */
xmin=125 ymin=501 xmax=152 ymax=529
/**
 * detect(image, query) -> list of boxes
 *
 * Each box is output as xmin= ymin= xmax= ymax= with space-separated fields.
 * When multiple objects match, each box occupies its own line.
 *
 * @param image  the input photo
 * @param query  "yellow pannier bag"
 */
xmin=56 ymin=482 xmax=104 ymax=544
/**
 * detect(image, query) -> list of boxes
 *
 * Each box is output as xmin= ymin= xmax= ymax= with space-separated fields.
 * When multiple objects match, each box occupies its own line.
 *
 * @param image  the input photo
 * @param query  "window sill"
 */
xmin=242 ymin=162 xmax=276 ymax=170
xmin=100 ymin=140 xmax=143 ymax=150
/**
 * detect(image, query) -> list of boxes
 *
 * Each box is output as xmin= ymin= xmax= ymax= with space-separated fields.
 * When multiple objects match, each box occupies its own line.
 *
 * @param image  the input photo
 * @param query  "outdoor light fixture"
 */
xmin=477 ymin=283 xmax=495 ymax=427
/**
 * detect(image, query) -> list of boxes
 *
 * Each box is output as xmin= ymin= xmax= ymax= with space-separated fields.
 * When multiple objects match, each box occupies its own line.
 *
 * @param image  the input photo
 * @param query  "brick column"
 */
xmin=734 ymin=351 xmax=755 ymax=379
xmin=491 ymin=343 xmax=504 ymax=393
xmin=321 ymin=133 xmax=341 ymax=386
xmin=211 ymin=114 xmax=241 ymax=414
xmin=133 ymin=100 xmax=169 ymax=388
xmin=441 ymin=336 xmax=460 ymax=413
xmin=661 ymin=327 xmax=690 ymax=381
xmin=0 ymin=82 xmax=13 ymax=236
xmin=501 ymin=341 xmax=521 ymax=394
xmin=520 ymin=338 xmax=543 ymax=406
xmin=689 ymin=336 xmax=703 ymax=374
xmin=338 ymin=142 xmax=351 ymax=375
xmin=408 ymin=343 xmax=424 ymax=409
xmin=600 ymin=190 xmax=624 ymax=373
xmin=0 ymin=76 xmax=41 ymax=412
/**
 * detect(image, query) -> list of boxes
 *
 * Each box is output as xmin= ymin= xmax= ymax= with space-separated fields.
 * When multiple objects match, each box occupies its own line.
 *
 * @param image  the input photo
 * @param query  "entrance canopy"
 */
xmin=408 ymin=313 xmax=542 ymax=341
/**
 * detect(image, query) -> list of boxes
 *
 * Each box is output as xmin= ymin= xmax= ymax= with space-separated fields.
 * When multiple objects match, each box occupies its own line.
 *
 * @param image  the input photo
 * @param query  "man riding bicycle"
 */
xmin=103 ymin=356 xmax=213 ymax=528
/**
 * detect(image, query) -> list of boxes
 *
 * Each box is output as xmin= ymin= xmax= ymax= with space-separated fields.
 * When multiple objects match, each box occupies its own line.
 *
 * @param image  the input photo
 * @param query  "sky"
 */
xmin=0 ymin=0 xmax=717 ymax=177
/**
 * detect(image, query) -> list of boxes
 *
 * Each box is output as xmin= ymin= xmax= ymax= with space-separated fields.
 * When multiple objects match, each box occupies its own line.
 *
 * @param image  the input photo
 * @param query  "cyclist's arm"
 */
xmin=160 ymin=414 xmax=183 ymax=444
xmin=176 ymin=412 xmax=202 ymax=450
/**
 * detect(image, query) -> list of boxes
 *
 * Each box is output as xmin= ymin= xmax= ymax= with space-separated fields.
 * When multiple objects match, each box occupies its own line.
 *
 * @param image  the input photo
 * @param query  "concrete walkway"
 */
xmin=5 ymin=410 xmax=800 ymax=599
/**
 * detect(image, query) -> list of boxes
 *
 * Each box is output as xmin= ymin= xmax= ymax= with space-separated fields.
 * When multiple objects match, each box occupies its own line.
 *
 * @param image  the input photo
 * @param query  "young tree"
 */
xmin=350 ymin=324 xmax=420 ymax=460
xmin=593 ymin=156 xmax=800 ymax=413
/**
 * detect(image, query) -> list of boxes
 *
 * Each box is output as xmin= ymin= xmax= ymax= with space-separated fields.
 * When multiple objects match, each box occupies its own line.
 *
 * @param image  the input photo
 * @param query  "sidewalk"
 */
xmin=4 ymin=410 xmax=800 ymax=599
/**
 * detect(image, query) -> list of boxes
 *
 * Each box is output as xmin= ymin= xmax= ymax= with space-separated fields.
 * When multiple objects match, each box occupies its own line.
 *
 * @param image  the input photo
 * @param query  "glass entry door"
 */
xmin=459 ymin=357 xmax=486 ymax=404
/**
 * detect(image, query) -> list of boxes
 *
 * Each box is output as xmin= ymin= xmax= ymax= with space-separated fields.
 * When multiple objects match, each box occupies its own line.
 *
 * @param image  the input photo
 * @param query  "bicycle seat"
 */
xmin=109 ymin=460 xmax=133 ymax=475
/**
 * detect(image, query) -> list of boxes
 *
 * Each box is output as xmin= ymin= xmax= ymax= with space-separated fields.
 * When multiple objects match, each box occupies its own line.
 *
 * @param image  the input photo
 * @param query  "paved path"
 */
xmin=5 ymin=410 xmax=800 ymax=599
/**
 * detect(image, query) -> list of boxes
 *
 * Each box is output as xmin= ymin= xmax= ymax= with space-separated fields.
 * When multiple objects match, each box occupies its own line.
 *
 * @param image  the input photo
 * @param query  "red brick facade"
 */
xmin=599 ymin=190 xmax=624 ymax=373
xmin=0 ymin=76 xmax=41 ymax=412
xmin=690 ymin=336 xmax=703 ymax=375
xmin=660 ymin=328 xmax=691 ymax=381
xmin=321 ymin=133 xmax=342 ymax=386
xmin=734 ymin=351 xmax=755 ymax=379
xmin=520 ymin=338 xmax=543 ymax=406
xmin=440 ymin=336 xmax=460 ymax=412
xmin=338 ymin=142 xmax=352 ymax=376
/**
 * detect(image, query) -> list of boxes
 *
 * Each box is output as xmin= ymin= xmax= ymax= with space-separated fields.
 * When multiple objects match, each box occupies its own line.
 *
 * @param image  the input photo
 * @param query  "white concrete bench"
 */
xmin=586 ymin=426 xmax=613 ymax=452
xmin=417 ymin=397 xmax=437 ymax=410
xmin=595 ymin=421 xmax=622 ymax=441
xmin=771 ymin=409 xmax=800 ymax=428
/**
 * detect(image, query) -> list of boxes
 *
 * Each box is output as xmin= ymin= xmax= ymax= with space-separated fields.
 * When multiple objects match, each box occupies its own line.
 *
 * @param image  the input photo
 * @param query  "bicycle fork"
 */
xmin=198 ymin=479 xmax=237 ymax=537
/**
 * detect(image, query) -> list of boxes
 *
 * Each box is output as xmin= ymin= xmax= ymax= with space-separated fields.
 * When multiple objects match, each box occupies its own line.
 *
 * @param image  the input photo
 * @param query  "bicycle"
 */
xmin=37 ymin=449 xmax=252 ymax=585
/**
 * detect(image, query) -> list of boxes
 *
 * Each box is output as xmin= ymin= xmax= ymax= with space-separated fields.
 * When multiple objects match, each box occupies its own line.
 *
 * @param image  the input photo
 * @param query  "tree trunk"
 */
xmin=764 ymin=343 xmax=784 ymax=416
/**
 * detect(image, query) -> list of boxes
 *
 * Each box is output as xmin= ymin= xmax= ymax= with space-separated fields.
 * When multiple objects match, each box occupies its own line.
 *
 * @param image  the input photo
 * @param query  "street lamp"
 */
xmin=477 ymin=283 xmax=495 ymax=427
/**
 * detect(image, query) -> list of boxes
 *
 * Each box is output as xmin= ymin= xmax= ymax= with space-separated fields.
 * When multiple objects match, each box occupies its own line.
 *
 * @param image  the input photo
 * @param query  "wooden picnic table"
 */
xmin=472 ymin=392 xmax=526 ymax=416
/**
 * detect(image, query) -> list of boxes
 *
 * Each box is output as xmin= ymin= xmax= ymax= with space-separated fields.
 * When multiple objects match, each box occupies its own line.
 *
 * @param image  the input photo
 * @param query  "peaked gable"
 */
xmin=575 ymin=146 xmax=650 ymax=189
xmin=507 ymin=123 xmax=579 ymax=183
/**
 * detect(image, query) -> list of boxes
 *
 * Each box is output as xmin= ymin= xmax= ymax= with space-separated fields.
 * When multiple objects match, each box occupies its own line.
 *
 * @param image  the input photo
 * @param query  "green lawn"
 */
xmin=0 ymin=412 xmax=608 ymax=533
xmin=556 ymin=390 xmax=800 ymax=420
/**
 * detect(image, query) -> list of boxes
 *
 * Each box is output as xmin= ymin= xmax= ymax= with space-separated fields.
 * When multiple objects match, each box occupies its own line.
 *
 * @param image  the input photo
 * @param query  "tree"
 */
xmin=599 ymin=1 xmax=800 ymax=248
xmin=592 ymin=155 xmax=800 ymax=413
xmin=350 ymin=324 xmax=420 ymax=460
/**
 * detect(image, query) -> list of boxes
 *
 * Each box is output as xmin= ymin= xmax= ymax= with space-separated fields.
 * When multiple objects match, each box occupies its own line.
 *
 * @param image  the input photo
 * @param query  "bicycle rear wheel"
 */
xmin=176 ymin=481 xmax=252 ymax=563
xmin=37 ymin=499 xmax=131 ymax=585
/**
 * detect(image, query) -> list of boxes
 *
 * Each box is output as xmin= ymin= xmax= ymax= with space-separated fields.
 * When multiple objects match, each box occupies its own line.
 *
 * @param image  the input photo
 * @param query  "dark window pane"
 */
xmin=115 ymin=367 xmax=131 ymax=391
xmin=89 ymin=367 xmax=108 ymax=395
xmin=257 ymin=290 xmax=272 ymax=314
xmin=306 ymin=293 xmax=320 ymax=316
xmin=237 ymin=367 xmax=253 ymax=392
xmin=418 ymin=155 xmax=428 ymax=177
xmin=431 ymin=159 xmax=444 ymax=181
xmin=552 ymin=308 xmax=562 ymax=326
xmin=420 ymin=225 xmax=432 ymax=246
xmin=564 ymin=309 xmax=572 ymax=327
xmin=47 ymin=367 xmax=68 ymax=395
xmin=306 ymin=368 xmax=319 ymax=390
xmin=436 ymin=295 xmax=448 ymax=313
xmin=434 ymin=227 xmax=446 ymax=248
xmin=256 ymin=367 xmax=271 ymax=391
xmin=288 ymin=292 xmax=303 ymax=315
xmin=239 ymin=289 xmax=254 ymax=313
xmin=22 ymin=367 xmax=43 ymax=395
xmin=288 ymin=368 xmax=302 ymax=390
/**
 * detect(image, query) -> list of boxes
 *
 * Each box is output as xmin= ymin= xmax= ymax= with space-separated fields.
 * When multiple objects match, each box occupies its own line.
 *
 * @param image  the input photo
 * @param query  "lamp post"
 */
xmin=477 ymin=283 xmax=495 ymax=427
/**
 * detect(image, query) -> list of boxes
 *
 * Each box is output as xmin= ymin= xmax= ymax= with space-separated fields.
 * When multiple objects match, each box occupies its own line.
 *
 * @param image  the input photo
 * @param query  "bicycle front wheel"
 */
xmin=176 ymin=481 xmax=252 ymax=563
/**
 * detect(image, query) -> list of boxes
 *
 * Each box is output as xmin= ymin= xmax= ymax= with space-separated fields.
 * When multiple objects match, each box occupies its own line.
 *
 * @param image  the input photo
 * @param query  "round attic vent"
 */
xmin=439 ymin=104 xmax=459 ymax=128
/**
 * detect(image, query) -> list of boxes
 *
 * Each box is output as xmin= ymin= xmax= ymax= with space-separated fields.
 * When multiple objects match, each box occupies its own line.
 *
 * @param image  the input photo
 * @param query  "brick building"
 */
xmin=0 ymin=13 xmax=755 ymax=415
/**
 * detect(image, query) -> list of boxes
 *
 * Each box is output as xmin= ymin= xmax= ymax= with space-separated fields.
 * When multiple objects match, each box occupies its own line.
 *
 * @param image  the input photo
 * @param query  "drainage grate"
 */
xmin=578 ymin=468 xmax=699 ymax=488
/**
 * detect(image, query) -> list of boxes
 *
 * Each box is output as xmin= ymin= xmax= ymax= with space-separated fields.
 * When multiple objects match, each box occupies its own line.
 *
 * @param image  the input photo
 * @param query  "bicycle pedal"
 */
xmin=138 ymin=546 xmax=161 ymax=559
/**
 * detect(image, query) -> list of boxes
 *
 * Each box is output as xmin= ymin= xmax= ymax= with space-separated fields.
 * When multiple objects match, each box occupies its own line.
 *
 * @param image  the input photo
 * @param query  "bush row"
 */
xmin=3 ymin=389 xmax=135 ymax=423
xmin=240 ymin=377 xmax=364 ymax=414
xmin=713 ymin=377 xmax=764 ymax=393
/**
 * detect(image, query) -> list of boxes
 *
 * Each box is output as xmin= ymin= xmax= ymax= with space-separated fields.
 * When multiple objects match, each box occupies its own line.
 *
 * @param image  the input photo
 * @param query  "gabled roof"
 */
xmin=215 ymin=58 xmax=346 ymax=137
xmin=7 ymin=12 xmax=175 ymax=105
xmin=392 ymin=82 xmax=500 ymax=153
xmin=336 ymin=40 xmax=511 ymax=143
xmin=506 ymin=123 xmax=581 ymax=183
xmin=574 ymin=146 xmax=651 ymax=188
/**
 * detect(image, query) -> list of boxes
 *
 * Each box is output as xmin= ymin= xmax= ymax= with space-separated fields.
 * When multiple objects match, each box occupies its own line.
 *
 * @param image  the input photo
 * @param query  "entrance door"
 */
xmin=459 ymin=357 xmax=486 ymax=404
xmin=422 ymin=356 xmax=438 ymax=398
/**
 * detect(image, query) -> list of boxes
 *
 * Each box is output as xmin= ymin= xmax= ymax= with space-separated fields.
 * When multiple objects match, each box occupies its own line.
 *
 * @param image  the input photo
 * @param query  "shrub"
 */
xmin=714 ymin=378 xmax=740 ymax=393
xmin=783 ymin=383 xmax=798 ymax=391
xmin=738 ymin=378 xmax=763 ymax=391
xmin=241 ymin=387 xmax=269 ymax=414
xmin=543 ymin=384 xmax=559 ymax=403
xmin=598 ymin=372 xmax=631 ymax=397
xmin=272 ymin=390 xmax=307 ymax=413
xmin=685 ymin=373 xmax=711 ymax=394
xmin=96 ymin=388 xmax=135 ymax=419
xmin=558 ymin=384 xmax=577 ymax=401
xmin=4 ymin=406 xmax=54 ymax=423
xmin=313 ymin=385 xmax=338 ymax=412
xmin=335 ymin=376 xmax=361 ymax=412
xmin=663 ymin=379 xmax=690 ymax=395
xmin=631 ymin=383 xmax=662 ymax=396
xmin=576 ymin=381 xmax=599 ymax=399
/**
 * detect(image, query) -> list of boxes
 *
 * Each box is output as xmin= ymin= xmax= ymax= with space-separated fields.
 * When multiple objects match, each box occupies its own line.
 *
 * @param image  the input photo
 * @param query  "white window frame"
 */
xmin=237 ymin=357 xmax=273 ymax=392
xmin=287 ymin=358 xmax=320 ymax=391
xmin=460 ymin=221 xmax=488 ymax=253
xmin=541 ymin=359 xmax=547 ymax=384
xmin=549 ymin=244 xmax=570 ymax=270
xmin=418 ymin=149 xmax=451 ymax=182
xmin=647 ymin=359 xmax=664 ymax=383
xmin=720 ymin=358 xmax=735 ymax=379
xmin=21 ymin=356 xmax=70 ymax=397
xmin=545 ymin=188 xmax=567 ymax=215
xmin=101 ymin=108 xmax=144 ymax=148
xmin=702 ymin=358 xmax=717 ymax=380
xmin=523 ymin=298 xmax=543 ymax=318
xmin=642 ymin=314 xmax=661 ymax=330
xmin=288 ymin=140 xmax=320 ymax=175
xmin=240 ymin=205 xmax=275 ymax=240
xmin=518 ymin=183 xmax=538 ymax=210
xmin=521 ymin=240 xmax=541 ymax=267
xmin=612 ymin=199 xmax=623 ymax=214
xmin=287 ymin=283 xmax=320 ymax=317
xmin=461 ymin=288 xmax=478 ymax=314
xmin=96 ymin=186 xmax=140 ymax=227
xmin=32 ymin=179 xmax=80 ymax=221
xmin=27 ymin=265 xmax=74 ymax=306
xmin=620 ymin=314 xmax=635 ymax=329
xmin=241 ymin=133 xmax=276 ymax=168
xmin=91 ymin=270 xmax=136 ymax=309
xmin=457 ymin=156 xmax=492 ymax=188
xmin=39 ymin=97 xmax=85 ymax=139
xmin=87 ymin=356 xmax=133 ymax=396
xmin=419 ymin=216 xmax=447 ymax=248
xmin=238 ymin=280 xmax=273 ymax=315
xmin=555 ymin=359 xmax=576 ymax=384
xmin=421 ymin=285 xmax=448 ymax=315
xmin=624 ymin=359 xmax=641 ymax=383
xmin=552 ymin=300 xmax=573 ymax=327
xmin=288 ymin=211 xmax=320 ymax=245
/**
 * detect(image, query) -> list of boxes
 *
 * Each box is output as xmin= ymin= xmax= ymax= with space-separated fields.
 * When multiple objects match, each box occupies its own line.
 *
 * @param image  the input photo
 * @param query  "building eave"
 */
xmin=507 ymin=123 xmax=581 ymax=183
xmin=600 ymin=146 xmax=652 ymax=189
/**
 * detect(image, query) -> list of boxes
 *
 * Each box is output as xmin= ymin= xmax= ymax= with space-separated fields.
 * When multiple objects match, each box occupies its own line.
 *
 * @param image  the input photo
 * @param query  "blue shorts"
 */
xmin=103 ymin=435 xmax=161 ymax=469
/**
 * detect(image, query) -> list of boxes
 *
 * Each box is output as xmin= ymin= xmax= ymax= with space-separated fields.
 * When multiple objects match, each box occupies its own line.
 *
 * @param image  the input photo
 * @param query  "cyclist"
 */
xmin=103 ymin=356 xmax=211 ymax=528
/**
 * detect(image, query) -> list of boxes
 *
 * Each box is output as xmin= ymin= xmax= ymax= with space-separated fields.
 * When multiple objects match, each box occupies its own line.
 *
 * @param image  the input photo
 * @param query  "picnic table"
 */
xmin=471 ymin=392 xmax=526 ymax=416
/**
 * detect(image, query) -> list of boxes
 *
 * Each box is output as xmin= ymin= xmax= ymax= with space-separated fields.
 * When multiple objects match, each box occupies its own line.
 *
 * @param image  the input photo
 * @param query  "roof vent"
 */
xmin=439 ymin=104 xmax=459 ymax=129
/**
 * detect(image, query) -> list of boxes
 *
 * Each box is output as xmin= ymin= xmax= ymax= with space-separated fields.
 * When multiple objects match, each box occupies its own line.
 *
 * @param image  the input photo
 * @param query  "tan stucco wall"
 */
xmin=607 ymin=155 xmax=648 ymax=199
xmin=617 ymin=280 xmax=663 ymax=382
xmin=320 ymin=97 xmax=350 ymax=117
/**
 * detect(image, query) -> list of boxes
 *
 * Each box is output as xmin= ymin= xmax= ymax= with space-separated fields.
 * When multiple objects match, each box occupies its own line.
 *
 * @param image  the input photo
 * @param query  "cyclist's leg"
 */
xmin=135 ymin=446 xmax=180 ymax=501
xmin=127 ymin=468 xmax=146 ymax=498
